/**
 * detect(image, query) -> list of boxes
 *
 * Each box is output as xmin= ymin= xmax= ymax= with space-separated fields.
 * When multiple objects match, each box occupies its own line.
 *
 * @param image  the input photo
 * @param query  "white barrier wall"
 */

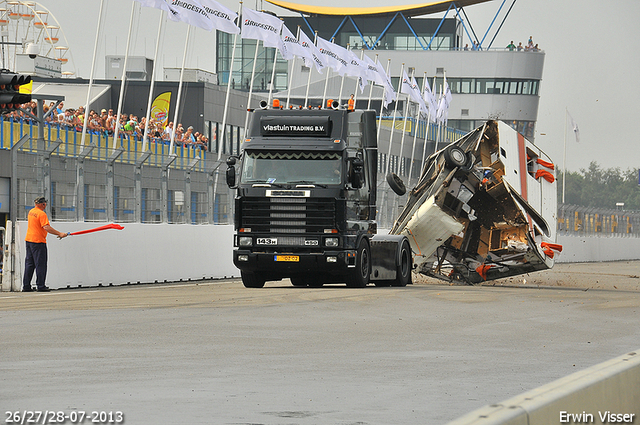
xmin=557 ymin=235 xmax=640 ymax=263
xmin=446 ymin=350 xmax=640 ymax=425
xmin=14 ymin=222 xmax=239 ymax=290
xmin=8 ymin=223 xmax=640 ymax=291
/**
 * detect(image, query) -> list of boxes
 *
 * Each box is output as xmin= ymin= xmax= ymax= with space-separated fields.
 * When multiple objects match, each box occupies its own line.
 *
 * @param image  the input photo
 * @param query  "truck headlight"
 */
xmin=239 ymin=236 xmax=253 ymax=247
xmin=325 ymin=237 xmax=339 ymax=247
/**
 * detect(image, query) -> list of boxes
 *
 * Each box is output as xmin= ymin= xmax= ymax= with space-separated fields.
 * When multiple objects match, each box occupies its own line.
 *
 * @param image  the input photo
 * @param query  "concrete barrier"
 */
xmin=13 ymin=221 xmax=239 ymax=290
xmin=446 ymin=350 xmax=640 ymax=425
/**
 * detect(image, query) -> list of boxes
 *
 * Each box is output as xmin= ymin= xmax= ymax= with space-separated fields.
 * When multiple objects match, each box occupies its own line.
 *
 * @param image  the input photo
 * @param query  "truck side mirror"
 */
xmin=350 ymin=157 xmax=364 ymax=189
xmin=226 ymin=156 xmax=237 ymax=188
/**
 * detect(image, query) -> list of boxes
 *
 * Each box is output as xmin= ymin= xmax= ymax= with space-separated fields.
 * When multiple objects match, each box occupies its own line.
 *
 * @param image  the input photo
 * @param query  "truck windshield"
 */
xmin=241 ymin=151 xmax=342 ymax=185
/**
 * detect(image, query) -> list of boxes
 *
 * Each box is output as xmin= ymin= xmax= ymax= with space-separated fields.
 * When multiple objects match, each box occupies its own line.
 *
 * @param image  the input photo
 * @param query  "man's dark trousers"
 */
xmin=23 ymin=241 xmax=48 ymax=290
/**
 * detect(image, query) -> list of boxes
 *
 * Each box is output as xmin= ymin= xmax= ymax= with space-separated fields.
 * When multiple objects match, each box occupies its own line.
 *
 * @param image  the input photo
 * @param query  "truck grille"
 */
xmin=241 ymin=197 xmax=336 ymax=233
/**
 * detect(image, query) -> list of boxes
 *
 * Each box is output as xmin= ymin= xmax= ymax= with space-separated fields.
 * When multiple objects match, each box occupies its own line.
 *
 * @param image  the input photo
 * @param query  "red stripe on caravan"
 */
xmin=517 ymin=132 xmax=527 ymax=201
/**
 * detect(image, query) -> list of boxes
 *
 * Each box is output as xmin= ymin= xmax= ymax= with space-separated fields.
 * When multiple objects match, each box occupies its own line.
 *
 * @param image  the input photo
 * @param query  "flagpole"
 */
xmin=218 ymin=1 xmax=242 ymax=161
xmin=303 ymin=31 xmax=317 ymax=108
xmin=112 ymin=1 xmax=139 ymax=153
xmin=353 ymin=49 xmax=364 ymax=105
xmin=336 ymin=43 xmax=350 ymax=107
xmin=169 ymin=25 xmax=191 ymax=156
xmin=434 ymin=84 xmax=442 ymax=154
xmin=408 ymin=71 xmax=427 ymax=185
xmin=376 ymin=58 xmax=391 ymax=144
xmin=322 ymin=53 xmax=331 ymax=108
xmin=563 ymin=108 xmax=567 ymax=204
xmin=267 ymin=31 xmax=281 ymax=107
xmin=80 ymin=0 xmax=105 ymax=147
xmin=398 ymin=68 xmax=414 ymax=178
xmin=285 ymin=26 xmax=301 ymax=109
xmin=420 ymin=76 xmax=436 ymax=172
xmin=242 ymin=39 xmax=261 ymax=138
xmin=386 ymin=63 xmax=404 ymax=177
xmin=142 ymin=8 xmax=166 ymax=153
xmin=367 ymin=54 xmax=378 ymax=110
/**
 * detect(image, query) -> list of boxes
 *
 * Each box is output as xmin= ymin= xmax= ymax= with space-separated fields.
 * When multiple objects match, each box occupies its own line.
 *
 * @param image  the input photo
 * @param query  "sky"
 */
xmin=25 ymin=0 xmax=640 ymax=172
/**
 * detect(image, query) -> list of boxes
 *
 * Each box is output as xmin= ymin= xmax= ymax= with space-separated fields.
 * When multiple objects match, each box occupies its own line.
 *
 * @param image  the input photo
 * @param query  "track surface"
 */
xmin=2 ymin=261 xmax=639 ymax=424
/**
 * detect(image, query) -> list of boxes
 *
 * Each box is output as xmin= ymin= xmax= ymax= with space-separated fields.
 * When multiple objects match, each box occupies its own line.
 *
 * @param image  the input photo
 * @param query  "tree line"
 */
xmin=558 ymin=162 xmax=640 ymax=210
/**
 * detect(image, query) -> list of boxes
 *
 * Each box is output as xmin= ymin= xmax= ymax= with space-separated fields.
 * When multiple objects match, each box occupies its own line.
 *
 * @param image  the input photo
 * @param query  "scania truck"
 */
xmin=226 ymin=105 xmax=412 ymax=288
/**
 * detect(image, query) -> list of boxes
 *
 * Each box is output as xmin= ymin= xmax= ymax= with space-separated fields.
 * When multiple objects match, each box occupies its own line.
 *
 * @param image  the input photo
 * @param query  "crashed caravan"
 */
xmin=389 ymin=120 xmax=561 ymax=284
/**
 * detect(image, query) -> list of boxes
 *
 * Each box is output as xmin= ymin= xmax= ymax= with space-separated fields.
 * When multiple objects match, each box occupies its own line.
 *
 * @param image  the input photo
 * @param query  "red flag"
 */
xmin=68 ymin=223 xmax=124 ymax=236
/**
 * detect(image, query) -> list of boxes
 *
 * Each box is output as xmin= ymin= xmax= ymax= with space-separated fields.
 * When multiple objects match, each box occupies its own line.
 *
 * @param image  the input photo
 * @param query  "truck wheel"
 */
xmin=347 ymin=238 xmax=371 ymax=288
xmin=391 ymin=239 xmax=412 ymax=287
xmin=444 ymin=145 xmax=467 ymax=168
xmin=241 ymin=271 xmax=266 ymax=288
xmin=386 ymin=173 xmax=406 ymax=196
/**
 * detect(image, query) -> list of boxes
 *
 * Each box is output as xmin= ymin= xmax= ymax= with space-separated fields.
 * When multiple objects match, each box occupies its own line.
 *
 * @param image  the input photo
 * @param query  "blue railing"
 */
xmin=1 ymin=116 xmax=208 ymax=170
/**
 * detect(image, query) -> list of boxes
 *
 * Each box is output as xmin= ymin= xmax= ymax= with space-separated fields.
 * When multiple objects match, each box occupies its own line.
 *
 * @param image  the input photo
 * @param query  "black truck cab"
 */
xmin=227 ymin=107 xmax=411 ymax=288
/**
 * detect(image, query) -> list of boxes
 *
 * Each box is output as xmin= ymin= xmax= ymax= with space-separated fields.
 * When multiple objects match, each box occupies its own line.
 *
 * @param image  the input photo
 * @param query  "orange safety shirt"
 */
xmin=25 ymin=207 xmax=49 ymax=243
xmin=348 ymin=98 xmax=355 ymax=111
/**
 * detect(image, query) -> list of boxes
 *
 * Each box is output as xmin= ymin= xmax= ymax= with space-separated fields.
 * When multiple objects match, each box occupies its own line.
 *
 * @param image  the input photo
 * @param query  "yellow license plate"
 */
xmin=275 ymin=255 xmax=299 ymax=262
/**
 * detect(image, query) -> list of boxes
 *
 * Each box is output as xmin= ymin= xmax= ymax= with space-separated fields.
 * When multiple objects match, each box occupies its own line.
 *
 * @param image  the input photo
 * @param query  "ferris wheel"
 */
xmin=0 ymin=1 xmax=75 ymax=76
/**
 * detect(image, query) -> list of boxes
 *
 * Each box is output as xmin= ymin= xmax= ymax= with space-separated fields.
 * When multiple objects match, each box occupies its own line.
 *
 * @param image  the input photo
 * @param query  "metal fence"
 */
xmin=558 ymin=204 xmax=640 ymax=237
xmin=5 ymin=119 xmax=233 ymax=226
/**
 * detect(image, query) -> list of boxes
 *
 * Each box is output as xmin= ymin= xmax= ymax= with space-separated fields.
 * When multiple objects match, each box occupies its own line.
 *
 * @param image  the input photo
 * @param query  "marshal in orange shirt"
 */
xmin=25 ymin=207 xmax=50 ymax=243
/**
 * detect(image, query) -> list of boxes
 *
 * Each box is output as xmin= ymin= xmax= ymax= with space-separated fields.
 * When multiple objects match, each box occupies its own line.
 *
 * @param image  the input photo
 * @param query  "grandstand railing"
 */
xmin=1 ymin=117 xmax=207 ymax=171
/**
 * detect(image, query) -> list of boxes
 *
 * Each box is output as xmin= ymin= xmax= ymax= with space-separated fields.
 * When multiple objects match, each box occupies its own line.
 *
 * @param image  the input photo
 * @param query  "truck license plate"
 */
xmin=257 ymin=238 xmax=277 ymax=245
xmin=275 ymin=255 xmax=299 ymax=262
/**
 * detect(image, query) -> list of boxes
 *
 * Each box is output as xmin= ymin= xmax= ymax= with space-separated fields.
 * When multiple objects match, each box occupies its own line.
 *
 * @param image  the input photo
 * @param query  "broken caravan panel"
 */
xmin=389 ymin=120 xmax=559 ymax=284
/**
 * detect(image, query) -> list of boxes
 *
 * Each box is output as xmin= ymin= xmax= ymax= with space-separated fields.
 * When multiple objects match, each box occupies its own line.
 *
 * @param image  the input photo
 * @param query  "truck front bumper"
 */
xmin=233 ymin=249 xmax=355 ymax=277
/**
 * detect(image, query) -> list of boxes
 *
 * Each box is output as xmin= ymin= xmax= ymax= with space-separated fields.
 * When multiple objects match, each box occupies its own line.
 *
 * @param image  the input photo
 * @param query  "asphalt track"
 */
xmin=1 ymin=261 xmax=640 ymax=425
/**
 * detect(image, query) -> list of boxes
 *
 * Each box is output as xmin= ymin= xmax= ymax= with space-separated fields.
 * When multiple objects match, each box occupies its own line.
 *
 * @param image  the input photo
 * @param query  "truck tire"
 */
xmin=444 ymin=145 xmax=467 ymax=168
xmin=347 ymin=238 xmax=371 ymax=288
xmin=241 ymin=271 xmax=266 ymax=288
xmin=386 ymin=173 xmax=406 ymax=196
xmin=391 ymin=239 xmax=412 ymax=287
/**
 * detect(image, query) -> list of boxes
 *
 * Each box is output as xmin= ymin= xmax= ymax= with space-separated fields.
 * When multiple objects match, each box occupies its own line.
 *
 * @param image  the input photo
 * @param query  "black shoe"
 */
xmin=36 ymin=287 xmax=51 ymax=292
xmin=22 ymin=287 xmax=33 ymax=292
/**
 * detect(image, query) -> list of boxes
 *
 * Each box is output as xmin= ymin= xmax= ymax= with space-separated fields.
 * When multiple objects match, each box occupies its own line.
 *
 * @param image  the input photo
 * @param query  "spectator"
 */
xmin=532 ymin=44 xmax=540 ymax=52
xmin=517 ymin=42 xmax=523 ymax=52
xmin=183 ymin=126 xmax=196 ymax=146
xmin=163 ymin=122 xmax=174 ymax=142
xmin=506 ymin=41 xmax=516 ymax=51
xmin=463 ymin=43 xmax=469 ymax=51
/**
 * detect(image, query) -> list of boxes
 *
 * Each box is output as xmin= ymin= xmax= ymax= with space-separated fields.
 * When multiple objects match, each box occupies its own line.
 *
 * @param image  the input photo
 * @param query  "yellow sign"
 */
xmin=19 ymin=80 xmax=32 ymax=94
xmin=150 ymin=91 xmax=171 ymax=128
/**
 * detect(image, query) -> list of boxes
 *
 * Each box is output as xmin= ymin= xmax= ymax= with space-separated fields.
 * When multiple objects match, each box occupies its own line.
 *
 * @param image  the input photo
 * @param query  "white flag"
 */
xmin=200 ymin=0 xmax=239 ymax=34
xmin=316 ymin=36 xmax=349 ymax=74
xmin=166 ymin=0 xmax=215 ymax=31
xmin=280 ymin=25 xmax=307 ymax=61
xmin=362 ymin=54 xmax=383 ymax=86
xmin=410 ymin=75 xmax=428 ymax=115
xmin=241 ymin=8 xmax=283 ymax=49
xmin=346 ymin=50 xmax=368 ymax=93
xmin=423 ymin=77 xmax=437 ymax=121
xmin=372 ymin=57 xmax=395 ymax=108
xmin=567 ymin=111 xmax=580 ymax=143
xmin=298 ymin=30 xmax=325 ymax=73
